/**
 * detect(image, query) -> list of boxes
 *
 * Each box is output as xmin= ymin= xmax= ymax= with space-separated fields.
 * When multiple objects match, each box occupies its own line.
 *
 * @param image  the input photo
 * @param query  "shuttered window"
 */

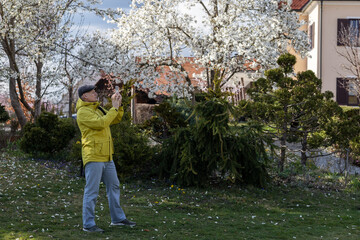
xmin=336 ymin=78 xmax=359 ymax=106
xmin=309 ymin=23 xmax=315 ymax=49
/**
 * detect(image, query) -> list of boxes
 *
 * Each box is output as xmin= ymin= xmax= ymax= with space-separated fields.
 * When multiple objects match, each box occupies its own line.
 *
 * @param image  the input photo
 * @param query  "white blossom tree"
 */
xmin=0 ymin=0 xmax=75 ymax=127
xmin=0 ymin=0 xmax=119 ymax=128
xmin=77 ymin=31 xmax=159 ymax=97
xmin=102 ymin=0 xmax=309 ymax=99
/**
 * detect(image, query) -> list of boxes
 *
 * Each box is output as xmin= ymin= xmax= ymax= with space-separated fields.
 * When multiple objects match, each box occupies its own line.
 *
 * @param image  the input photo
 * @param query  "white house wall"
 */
xmin=306 ymin=3 xmax=320 ymax=77
xmin=321 ymin=1 xmax=360 ymax=96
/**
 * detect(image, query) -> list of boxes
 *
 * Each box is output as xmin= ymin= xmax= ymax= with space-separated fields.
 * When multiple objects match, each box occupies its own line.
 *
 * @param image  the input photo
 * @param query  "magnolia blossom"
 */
xmin=0 ymin=0 xmax=120 ymax=126
xmin=78 ymin=32 xmax=160 ymax=92
xmin=0 ymin=0 xmax=81 ymax=124
xmin=104 ymin=0 xmax=309 ymax=98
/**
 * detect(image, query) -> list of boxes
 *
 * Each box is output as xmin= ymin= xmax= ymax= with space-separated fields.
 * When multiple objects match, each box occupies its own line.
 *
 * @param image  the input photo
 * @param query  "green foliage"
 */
xmin=0 ymin=104 xmax=11 ymax=149
xmin=66 ymin=137 xmax=82 ymax=166
xmin=142 ymin=97 xmax=191 ymax=140
xmin=120 ymin=79 xmax=136 ymax=109
xmin=348 ymin=177 xmax=360 ymax=191
xmin=64 ymin=123 xmax=82 ymax=166
xmin=350 ymin=136 xmax=360 ymax=167
xmin=324 ymin=108 xmax=360 ymax=148
xmin=243 ymin=53 xmax=341 ymax=169
xmin=19 ymin=112 xmax=76 ymax=155
xmin=155 ymin=100 xmax=188 ymax=128
xmin=103 ymin=79 xmax=136 ymax=121
xmin=87 ymin=79 xmax=159 ymax=179
xmin=275 ymin=157 xmax=318 ymax=180
xmin=194 ymin=92 xmax=207 ymax=102
xmin=340 ymin=105 xmax=358 ymax=112
xmin=159 ymin=95 xmax=272 ymax=187
xmin=111 ymin=120 xmax=159 ymax=180
xmin=323 ymin=108 xmax=360 ymax=166
xmin=307 ymin=131 xmax=327 ymax=149
xmin=0 ymin=104 xmax=10 ymax=123
xmin=277 ymin=53 xmax=296 ymax=74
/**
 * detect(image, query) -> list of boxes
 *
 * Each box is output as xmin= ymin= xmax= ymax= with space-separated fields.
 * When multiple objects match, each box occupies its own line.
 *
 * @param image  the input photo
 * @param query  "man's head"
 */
xmin=78 ymin=85 xmax=97 ymax=102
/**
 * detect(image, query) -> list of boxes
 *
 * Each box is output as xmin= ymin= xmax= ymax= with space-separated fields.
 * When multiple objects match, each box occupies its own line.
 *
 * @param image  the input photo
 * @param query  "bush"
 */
xmin=0 ymin=130 xmax=7 ymax=150
xmin=64 ymin=124 xmax=82 ymax=167
xmin=111 ymin=120 xmax=160 ymax=180
xmin=158 ymin=96 xmax=272 ymax=187
xmin=348 ymin=177 xmax=360 ymax=192
xmin=19 ymin=112 xmax=76 ymax=155
xmin=0 ymin=104 xmax=10 ymax=149
xmin=142 ymin=98 xmax=190 ymax=140
xmin=0 ymin=103 xmax=9 ymax=123
xmin=67 ymin=138 xmax=82 ymax=161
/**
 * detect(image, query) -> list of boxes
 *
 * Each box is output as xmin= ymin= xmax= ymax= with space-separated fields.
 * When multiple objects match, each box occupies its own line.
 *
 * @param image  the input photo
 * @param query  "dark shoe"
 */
xmin=83 ymin=225 xmax=105 ymax=233
xmin=110 ymin=219 xmax=136 ymax=227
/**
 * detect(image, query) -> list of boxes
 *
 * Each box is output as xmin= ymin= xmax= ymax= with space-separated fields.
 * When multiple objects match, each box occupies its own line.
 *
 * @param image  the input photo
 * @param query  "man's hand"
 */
xmin=111 ymin=92 xmax=122 ymax=109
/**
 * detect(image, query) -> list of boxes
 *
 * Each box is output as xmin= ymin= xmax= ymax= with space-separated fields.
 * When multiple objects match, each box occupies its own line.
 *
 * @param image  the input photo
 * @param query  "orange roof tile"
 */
xmin=291 ymin=0 xmax=310 ymax=11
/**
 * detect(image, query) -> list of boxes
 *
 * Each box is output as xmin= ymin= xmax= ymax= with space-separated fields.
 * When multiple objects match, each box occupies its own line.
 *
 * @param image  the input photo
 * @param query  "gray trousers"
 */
xmin=83 ymin=161 xmax=126 ymax=228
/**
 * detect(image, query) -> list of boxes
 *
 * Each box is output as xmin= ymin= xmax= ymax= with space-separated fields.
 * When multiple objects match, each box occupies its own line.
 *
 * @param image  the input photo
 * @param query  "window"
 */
xmin=336 ymin=78 xmax=359 ymax=106
xmin=337 ymin=19 xmax=360 ymax=46
xmin=309 ymin=23 xmax=315 ymax=49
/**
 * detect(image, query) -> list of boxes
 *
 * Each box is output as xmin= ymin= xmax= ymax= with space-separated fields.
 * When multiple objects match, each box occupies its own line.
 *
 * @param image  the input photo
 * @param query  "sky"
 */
xmin=75 ymin=0 xmax=132 ymax=33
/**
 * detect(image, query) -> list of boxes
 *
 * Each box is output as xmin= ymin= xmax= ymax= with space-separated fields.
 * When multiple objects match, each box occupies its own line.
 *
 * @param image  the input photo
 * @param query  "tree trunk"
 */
xmin=278 ymin=106 xmax=288 ymax=172
xmin=68 ymin=85 xmax=73 ymax=118
xmin=209 ymin=69 xmax=215 ymax=90
xmin=9 ymin=76 xmax=27 ymax=128
xmin=301 ymin=134 xmax=308 ymax=166
xmin=279 ymin=133 xmax=286 ymax=172
xmin=34 ymin=60 xmax=43 ymax=119
xmin=2 ymin=38 xmax=28 ymax=129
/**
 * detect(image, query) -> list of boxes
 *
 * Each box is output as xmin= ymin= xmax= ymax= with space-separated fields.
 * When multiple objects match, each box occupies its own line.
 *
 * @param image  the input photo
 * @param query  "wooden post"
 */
xmin=241 ymin=77 xmax=245 ymax=100
xmin=131 ymin=85 xmax=136 ymax=123
xmin=345 ymin=148 xmax=349 ymax=186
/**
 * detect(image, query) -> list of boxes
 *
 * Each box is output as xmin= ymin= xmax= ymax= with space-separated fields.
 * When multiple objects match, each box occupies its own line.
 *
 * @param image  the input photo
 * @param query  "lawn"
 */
xmin=0 ymin=152 xmax=359 ymax=240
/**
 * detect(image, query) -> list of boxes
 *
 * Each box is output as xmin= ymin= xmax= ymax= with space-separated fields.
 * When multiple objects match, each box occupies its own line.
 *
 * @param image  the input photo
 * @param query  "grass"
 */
xmin=0 ymin=152 xmax=360 ymax=240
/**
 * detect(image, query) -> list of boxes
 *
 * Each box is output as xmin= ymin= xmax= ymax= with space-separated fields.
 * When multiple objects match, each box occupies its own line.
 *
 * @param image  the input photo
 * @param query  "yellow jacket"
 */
xmin=76 ymin=98 xmax=124 ymax=166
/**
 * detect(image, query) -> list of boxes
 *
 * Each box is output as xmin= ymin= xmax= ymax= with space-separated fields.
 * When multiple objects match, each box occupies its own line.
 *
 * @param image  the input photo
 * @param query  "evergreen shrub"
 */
xmin=142 ymin=98 xmax=190 ymax=140
xmin=0 ymin=104 xmax=10 ymax=149
xmin=159 ymin=96 xmax=272 ymax=187
xmin=67 ymin=136 xmax=82 ymax=162
xmin=0 ymin=104 xmax=9 ymax=123
xmin=19 ymin=112 xmax=76 ymax=154
xmin=65 ymin=124 xmax=82 ymax=167
xmin=111 ymin=120 xmax=160 ymax=179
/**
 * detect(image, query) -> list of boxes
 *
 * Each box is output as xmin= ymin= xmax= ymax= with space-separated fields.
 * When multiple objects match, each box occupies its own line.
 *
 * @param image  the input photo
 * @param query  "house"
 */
xmin=291 ymin=0 xmax=360 ymax=106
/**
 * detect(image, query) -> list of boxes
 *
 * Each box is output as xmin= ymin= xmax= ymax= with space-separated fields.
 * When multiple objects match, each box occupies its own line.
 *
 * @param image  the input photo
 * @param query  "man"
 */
xmin=76 ymin=84 xmax=136 ymax=233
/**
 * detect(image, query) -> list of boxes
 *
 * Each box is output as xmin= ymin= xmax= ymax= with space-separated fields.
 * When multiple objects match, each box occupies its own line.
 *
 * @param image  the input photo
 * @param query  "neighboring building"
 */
xmin=291 ymin=0 xmax=360 ymax=106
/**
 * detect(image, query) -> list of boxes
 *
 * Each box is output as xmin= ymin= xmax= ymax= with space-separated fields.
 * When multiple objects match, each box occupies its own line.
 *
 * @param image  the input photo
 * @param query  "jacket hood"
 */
xmin=76 ymin=98 xmax=100 ymax=112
